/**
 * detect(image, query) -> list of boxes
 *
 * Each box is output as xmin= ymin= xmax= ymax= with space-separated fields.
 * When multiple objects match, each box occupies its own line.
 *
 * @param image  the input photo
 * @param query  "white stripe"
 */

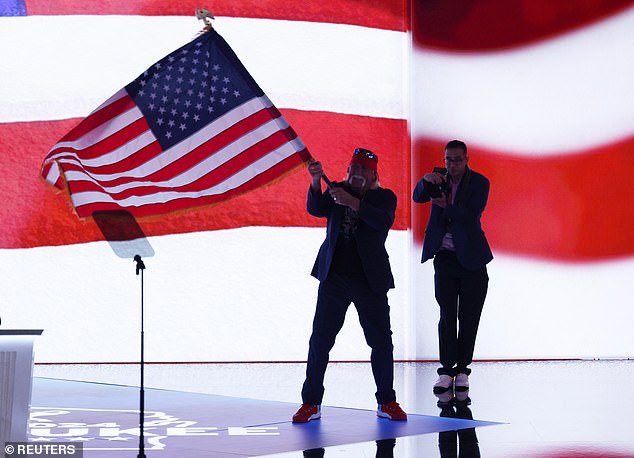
xmin=45 ymin=106 xmax=147 ymax=161
xmin=1 ymin=228 xmax=631 ymax=362
xmin=412 ymin=6 xmax=634 ymax=155
xmin=59 ymin=96 xmax=267 ymax=170
xmin=44 ymin=162 xmax=61 ymax=186
xmin=51 ymin=127 xmax=156 ymax=169
xmin=59 ymin=96 xmax=277 ymax=183
xmin=412 ymin=250 xmax=634 ymax=359
xmin=69 ymin=137 xmax=305 ymax=208
xmin=0 ymin=15 xmax=407 ymax=122
xmin=54 ymin=128 xmax=157 ymax=177
xmin=0 ymin=228 xmax=409 ymax=362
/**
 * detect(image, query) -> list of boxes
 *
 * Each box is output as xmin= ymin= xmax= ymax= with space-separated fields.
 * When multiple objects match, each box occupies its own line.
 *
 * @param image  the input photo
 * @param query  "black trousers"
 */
xmin=301 ymin=271 xmax=396 ymax=405
xmin=433 ymin=251 xmax=488 ymax=376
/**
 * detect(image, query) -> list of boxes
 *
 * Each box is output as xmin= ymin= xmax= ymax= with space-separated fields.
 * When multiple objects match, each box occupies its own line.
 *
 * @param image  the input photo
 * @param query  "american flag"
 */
xmin=41 ymin=28 xmax=311 ymax=217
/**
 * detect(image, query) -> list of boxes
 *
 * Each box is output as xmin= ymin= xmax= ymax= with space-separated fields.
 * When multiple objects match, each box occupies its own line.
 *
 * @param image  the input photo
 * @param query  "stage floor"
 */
xmin=30 ymin=378 xmax=497 ymax=457
xmin=32 ymin=359 xmax=634 ymax=457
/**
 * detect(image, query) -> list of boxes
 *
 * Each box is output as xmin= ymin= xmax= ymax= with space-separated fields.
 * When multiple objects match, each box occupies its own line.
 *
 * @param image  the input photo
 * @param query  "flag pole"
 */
xmin=321 ymin=173 xmax=334 ymax=189
xmin=308 ymin=155 xmax=334 ymax=189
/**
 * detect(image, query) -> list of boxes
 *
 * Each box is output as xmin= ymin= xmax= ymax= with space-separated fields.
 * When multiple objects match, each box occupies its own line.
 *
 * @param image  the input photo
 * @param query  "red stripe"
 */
xmin=53 ymin=94 xmax=136 ymax=144
xmin=413 ymin=0 xmax=633 ymax=51
xmin=412 ymin=137 xmax=634 ymax=262
xmin=528 ymin=451 xmax=634 ymax=458
xmin=48 ymin=118 xmax=152 ymax=166
xmin=75 ymin=117 xmax=150 ymax=161
xmin=74 ymin=139 xmax=163 ymax=179
xmin=0 ymin=111 xmax=408 ymax=248
xmin=57 ymin=107 xmax=273 ymax=183
xmin=24 ymin=0 xmax=409 ymax=32
xmin=57 ymin=108 xmax=295 ymax=196
xmin=65 ymin=127 xmax=297 ymax=199
xmin=4 ymin=113 xmax=632 ymax=261
xmin=123 ymin=108 xmax=289 ymax=184
xmin=179 ymin=128 xmax=295 ymax=191
xmin=75 ymin=149 xmax=311 ymax=217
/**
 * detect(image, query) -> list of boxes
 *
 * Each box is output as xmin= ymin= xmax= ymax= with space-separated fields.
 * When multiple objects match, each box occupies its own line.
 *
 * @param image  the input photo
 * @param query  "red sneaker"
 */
xmin=377 ymin=401 xmax=407 ymax=421
xmin=292 ymin=404 xmax=321 ymax=423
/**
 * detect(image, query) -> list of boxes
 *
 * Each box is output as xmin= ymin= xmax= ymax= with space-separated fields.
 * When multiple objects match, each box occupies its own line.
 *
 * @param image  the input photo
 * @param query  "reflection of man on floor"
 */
xmin=293 ymin=148 xmax=406 ymax=423
xmin=437 ymin=394 xmax=481 ymax=458
xmin=303 ymin=438 xmax=396 ymax=458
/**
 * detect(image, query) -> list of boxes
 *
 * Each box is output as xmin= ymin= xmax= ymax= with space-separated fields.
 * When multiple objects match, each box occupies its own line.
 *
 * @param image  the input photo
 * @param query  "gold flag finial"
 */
xmin=196 ymin=7 xmax=215 ymax=31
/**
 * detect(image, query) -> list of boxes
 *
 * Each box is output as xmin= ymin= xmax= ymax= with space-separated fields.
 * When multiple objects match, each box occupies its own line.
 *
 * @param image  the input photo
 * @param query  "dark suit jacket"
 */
xmin=308 ymin=183 xmax=396 ymax=294
xmin=413 ymin=168 xmax=493 ymax=270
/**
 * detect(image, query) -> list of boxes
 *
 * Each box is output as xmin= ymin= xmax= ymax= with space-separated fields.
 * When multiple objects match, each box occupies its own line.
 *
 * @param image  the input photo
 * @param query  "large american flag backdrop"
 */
xmin=1 ymin=0 xmax=632 ymax=364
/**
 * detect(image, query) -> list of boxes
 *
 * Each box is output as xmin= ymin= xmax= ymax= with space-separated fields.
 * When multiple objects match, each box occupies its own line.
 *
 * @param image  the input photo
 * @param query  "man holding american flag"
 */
xmin=293 ymin=148 xmax=407 ymax=423
xmin=38 ymin=11 xmax=405 ymax=423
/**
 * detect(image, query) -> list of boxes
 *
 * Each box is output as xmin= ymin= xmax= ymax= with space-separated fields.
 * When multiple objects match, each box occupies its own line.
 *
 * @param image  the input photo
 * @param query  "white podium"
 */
xmin=0 ymin=330 xmax=43 ymax=444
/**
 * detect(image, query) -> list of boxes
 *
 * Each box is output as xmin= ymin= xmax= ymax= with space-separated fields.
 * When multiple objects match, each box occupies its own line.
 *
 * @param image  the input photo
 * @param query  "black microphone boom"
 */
xmin=134 ymin=255 xmax=145 ymax=276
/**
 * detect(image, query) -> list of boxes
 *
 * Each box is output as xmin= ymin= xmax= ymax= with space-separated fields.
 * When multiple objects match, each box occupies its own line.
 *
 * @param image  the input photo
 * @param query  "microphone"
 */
xmin=134 ymin=255 xmax=146 ymax=275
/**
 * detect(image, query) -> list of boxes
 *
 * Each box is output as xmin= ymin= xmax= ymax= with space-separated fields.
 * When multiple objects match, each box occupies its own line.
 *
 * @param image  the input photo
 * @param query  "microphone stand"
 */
xmin=133 ymin=254 xmax=147 ymax=458
xmin=92 ymin=210 xmax=154 ymax=457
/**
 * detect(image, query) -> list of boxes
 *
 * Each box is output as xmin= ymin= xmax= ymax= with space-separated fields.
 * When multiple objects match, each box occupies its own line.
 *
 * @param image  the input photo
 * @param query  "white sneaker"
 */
xmin=435 ymin=390 xmax=454 ymax=406
xmin=433 ymin=374 xmax=454 ymax=393
xmin=454 ymin=373 xmax=469 ymax=391
xmin=455 ymin=389 xmax=471 ymax=405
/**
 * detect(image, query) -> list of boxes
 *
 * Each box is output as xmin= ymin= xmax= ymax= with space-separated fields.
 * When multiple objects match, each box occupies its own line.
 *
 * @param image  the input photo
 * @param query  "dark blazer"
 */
xmin=413 ymin=168 xmax=493 ymax=270
xmin=308 ymin=183 xmax=396 ymax=294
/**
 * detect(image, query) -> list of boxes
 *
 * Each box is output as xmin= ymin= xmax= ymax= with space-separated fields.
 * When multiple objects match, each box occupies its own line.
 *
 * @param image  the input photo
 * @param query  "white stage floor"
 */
xmin=33 ymin=360 xmax=634 ymax=457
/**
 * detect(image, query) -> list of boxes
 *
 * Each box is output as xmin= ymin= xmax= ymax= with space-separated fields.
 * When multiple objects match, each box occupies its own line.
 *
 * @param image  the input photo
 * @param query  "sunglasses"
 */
xmin=354 ymin=148 xmax=377 ymax=160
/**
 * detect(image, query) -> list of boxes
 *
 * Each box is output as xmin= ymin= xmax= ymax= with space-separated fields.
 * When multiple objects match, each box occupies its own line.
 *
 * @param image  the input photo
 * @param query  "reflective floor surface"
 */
xmin=34 ymin=360 xmax=634 ymax=457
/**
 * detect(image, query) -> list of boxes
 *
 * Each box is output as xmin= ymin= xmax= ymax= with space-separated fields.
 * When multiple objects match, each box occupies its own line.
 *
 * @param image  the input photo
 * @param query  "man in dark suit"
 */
xmin=413 ymin=140 xmax=493 ymax=394
xmin=292 ymin=148 xmax=407 ymax=423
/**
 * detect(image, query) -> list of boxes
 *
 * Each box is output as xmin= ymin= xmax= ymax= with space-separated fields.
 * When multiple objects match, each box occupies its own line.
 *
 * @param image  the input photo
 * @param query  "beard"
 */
xmin=347 ymin=174 xmax=367 ymax=192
